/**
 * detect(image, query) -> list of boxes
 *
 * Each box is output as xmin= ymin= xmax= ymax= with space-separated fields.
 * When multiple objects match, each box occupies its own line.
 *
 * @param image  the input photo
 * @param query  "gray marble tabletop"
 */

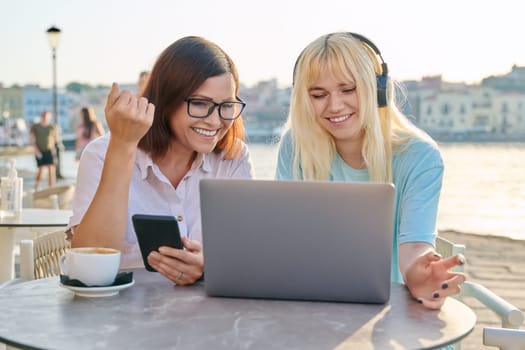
xmin=0 ymin=268 xmax=476 ymax=350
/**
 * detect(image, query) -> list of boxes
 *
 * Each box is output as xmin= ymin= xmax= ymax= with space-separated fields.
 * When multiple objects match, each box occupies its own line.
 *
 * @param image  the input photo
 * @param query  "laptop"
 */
xmin=199 ymin=179 xmax=395 ymax=303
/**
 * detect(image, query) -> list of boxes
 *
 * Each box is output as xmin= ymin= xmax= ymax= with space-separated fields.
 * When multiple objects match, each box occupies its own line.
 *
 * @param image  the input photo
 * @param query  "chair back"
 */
xmin=19 ymin=229 xmax=70 ymax=280
xmin=436 ymin=236 xmax=466 ymax=272
xmin=436 ymin=235 xmax=524 ymax=350
xmin=31 ymin=184 xmax=76 ymax=209
xmin=483 ymin=327 xmax=525 ymax=350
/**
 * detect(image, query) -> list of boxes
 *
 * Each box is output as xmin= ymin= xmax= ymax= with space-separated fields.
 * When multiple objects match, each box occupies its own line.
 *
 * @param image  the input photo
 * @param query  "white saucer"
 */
xmin=59 ymin=280 xmax=135 ymax=298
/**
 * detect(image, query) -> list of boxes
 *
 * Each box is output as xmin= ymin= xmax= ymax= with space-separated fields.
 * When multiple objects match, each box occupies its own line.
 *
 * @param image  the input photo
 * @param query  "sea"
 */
xmin=2 ymin=142 xmax=524 ymax=240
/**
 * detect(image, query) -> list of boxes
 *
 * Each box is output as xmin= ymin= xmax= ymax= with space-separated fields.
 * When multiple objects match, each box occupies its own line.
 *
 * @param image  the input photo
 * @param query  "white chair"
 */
xmin=0 ymin=229 xmax=69 ymax=350
xmin=483 ymin=327 xmax=525 ymax=350
xmin=436 ymin=236 xmax=524 ymax=349
xmin=0 ymin=229 xmax=69 ymax=289
xmin=22 ymin=229 xmax=70 ymax=280
xmin=28 ymin=184 xmax=75 ymax=210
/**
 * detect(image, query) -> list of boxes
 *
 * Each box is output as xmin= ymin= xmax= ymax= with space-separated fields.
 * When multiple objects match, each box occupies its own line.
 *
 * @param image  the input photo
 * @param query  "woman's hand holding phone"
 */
xmin=148 ymin=237 xmax=204 ymax=286
xmin=131 ymin=214 xmax=183 ymax=272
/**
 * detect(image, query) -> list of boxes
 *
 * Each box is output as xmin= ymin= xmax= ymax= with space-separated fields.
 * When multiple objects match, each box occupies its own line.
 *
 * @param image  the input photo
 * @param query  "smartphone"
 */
xmin=131 ymin=214 xmax=183 ymax=272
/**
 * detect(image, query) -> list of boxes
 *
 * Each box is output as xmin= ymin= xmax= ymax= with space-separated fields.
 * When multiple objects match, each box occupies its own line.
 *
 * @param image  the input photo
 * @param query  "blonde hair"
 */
xmin=287 ymin=32 xmax=432 ymax=182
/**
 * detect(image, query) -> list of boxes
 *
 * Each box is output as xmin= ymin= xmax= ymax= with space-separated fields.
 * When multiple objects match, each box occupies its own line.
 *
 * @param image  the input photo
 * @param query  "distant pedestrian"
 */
xmin=75 ymin=106 xmax=105 ymax=161
xmin=30 ymin=110 xmax=58 ymax=190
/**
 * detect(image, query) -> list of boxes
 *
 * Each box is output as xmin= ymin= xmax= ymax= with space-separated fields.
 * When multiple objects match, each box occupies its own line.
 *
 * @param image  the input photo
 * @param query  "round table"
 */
xmin=0 ymin=268 xmax=476 ymax=349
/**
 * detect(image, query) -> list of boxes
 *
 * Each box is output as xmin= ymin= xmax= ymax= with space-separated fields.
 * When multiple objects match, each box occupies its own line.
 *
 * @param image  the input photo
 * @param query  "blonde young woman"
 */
xmin=275 ymin=32 xmax=466 ymax=309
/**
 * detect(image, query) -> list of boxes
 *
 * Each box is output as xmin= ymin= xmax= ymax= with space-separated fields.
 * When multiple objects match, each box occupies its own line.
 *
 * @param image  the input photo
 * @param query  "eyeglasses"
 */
xmin=185 ymin=97 xmax=246 ymax=120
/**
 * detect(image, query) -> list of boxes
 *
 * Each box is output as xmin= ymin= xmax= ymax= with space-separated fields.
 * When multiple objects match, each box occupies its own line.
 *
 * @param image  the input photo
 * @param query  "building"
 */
xmin=406 ymin=71 xmax=525 ymax=141
xmin=2 ymin=65 xmax=525 ymax=146
xmin=492 ymin=92 xmax=525 ymax=135
xmin=0 ymin=85 xmax=72 ymax=131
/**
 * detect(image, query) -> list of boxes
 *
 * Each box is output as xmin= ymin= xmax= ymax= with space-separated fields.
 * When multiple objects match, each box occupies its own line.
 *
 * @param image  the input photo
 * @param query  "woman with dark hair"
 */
xmin=75 ymin=106 xmax=105 ymax=161
xmin=67 ymin=36 xmax=254 ymax=285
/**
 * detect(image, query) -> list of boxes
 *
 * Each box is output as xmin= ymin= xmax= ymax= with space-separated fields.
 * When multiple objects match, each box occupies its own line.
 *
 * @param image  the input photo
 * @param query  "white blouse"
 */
xmin=67 ymin=133 xmax=255 ymax=268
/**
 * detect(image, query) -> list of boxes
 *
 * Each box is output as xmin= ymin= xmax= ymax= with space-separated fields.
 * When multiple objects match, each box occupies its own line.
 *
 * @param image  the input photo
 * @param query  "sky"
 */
xmin=1 ymin=0 xmax=524 ymax=89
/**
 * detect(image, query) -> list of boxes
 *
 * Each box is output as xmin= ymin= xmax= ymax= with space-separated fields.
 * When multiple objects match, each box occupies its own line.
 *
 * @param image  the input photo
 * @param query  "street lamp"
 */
xmin=46 ymin=25 xmax=64 ymax=179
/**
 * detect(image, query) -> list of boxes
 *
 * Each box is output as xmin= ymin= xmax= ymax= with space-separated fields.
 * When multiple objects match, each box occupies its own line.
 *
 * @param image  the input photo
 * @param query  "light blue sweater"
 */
xmin=275 ymin=131 xmax=444 ymax=282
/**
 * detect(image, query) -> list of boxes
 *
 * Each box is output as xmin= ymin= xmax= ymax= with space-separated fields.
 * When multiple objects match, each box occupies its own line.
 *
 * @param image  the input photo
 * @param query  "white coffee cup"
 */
xmin=60 ymin=247 xmax=121 ymax=287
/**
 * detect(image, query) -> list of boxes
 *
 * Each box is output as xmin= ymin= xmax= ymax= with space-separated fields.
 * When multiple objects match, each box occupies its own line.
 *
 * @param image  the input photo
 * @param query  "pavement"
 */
xmin=1 ymin=165 xmax=76 ymax=206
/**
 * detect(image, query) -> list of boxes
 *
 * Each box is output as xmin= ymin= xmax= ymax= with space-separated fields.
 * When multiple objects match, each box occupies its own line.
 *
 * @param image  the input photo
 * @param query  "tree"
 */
xmin=65 ymin=82 xmax=93 ymax=94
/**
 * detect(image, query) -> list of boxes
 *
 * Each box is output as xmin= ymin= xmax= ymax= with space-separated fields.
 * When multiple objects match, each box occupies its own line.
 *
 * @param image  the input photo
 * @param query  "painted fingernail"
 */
xmin=433 ymin=292 xmax=440 ymax=298
xmin=417 ymin=299 xmax=423 ymax=304
xmin=457 ymin=255 xmax=466 ymax=265
xmin=442 ymin=283 xmax=449 ymax=289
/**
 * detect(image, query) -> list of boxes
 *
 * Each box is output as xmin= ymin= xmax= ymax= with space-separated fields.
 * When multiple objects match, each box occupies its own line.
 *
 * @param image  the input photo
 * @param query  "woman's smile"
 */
xmin=191 ymin=127 xmax=219 ymax=137
xmin=327 ymin=114 xmax=351 ymax=123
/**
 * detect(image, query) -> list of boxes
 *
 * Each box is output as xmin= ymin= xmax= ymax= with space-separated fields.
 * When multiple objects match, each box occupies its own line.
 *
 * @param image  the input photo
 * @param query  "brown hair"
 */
xmin=138 ymin=36 xmax=245 ymax=159
xmin=80 ymin=107 xmax=97 ymax=139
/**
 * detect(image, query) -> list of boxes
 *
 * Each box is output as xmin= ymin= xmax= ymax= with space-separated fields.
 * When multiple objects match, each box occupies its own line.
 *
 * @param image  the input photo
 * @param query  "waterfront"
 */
xmin=1 ymin=142 xmax=523 ymax=240
xmin=438 ymin=142 xmax=525 ymax=240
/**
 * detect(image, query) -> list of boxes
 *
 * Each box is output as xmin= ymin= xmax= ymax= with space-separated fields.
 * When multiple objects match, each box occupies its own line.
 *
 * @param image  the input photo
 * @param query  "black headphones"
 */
xmin=292 ymin=32 xmax=389 ymax=108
